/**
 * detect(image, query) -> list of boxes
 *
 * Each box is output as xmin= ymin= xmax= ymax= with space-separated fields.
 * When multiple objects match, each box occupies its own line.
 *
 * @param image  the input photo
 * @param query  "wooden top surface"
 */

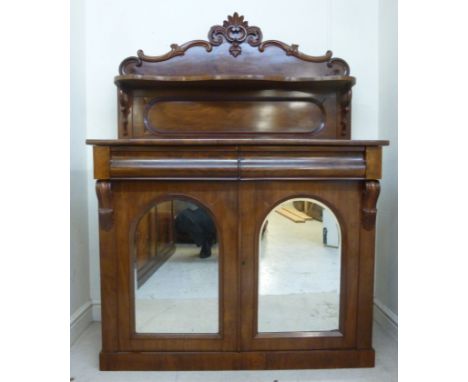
xmin=115 ymin=74 xmax=355 ymax=82
xmin=86 ymin=138 xmax=389 ymax=147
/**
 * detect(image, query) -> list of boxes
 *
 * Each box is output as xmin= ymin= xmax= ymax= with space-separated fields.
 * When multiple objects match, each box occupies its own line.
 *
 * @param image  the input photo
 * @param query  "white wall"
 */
xmin=70 ymin=0 xmax=92 ymax=342
xmin=375 ymin=0 xmax=398 ymax=335
xmin=78 ymin=0 xmax=396 ymax=331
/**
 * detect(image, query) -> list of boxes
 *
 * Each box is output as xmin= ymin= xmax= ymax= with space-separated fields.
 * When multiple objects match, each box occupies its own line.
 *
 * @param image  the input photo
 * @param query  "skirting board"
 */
xmin=70 ymin=301 xmax=93 ymax=345
xmin=373 ymin=299 xmax=398 ymax=341
xmin=91 ymin=300 xmax=101 ymax=321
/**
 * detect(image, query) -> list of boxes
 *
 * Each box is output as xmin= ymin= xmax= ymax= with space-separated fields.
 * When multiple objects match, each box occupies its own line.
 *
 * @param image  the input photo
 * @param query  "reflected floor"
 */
xmin=258 ymin=292 xmax=339 ymax=332
xmin=135 ymin=297 xmax=218 ymax=333
xmin=136 ymin=244 xmax=219 ymax=299
xmin=135 ymin=244 xmax=219 ymax=333
xmin=260 ymin=211 xmax=340 ymax=295
xmin=135 ymin=210 xmax=340 ymax=333
xmin=259 ymin=210 xmax=340 ymax=332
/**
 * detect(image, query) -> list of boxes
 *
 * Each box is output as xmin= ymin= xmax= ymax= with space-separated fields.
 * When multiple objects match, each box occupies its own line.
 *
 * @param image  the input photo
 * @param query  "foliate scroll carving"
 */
xmin=118 ymin=89 xmax=131 ymax=136
xmin=118 ymin=12 xmax=351 ymax=75
xmin=208 ymin=12 xmax=262 ymax=57
xmin=118 ymin=41 xmax=213 ymax=74
xmin=327 ymin=58 xmax=350 ymax=76
xmin=362 ymin=180 xmax=380 ymax=230
xmin=96 ymin=181 xmax=113 ymax=231
xmin=340 ymin=89 xmax=352 ymax=137
xmin=137 ymin=41 xmax=213 ymax=62
xmin=258 ymin=41 xmax=333 ymax=63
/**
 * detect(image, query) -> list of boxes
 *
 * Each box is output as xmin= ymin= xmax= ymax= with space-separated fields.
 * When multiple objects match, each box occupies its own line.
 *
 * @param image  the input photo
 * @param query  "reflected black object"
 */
xmin=174 ymin=208 xmax=216 ymax=258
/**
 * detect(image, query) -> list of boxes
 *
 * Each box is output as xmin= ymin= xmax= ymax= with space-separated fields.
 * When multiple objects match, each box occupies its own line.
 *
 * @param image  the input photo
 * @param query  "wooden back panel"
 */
xmin=116 ymin=13 xmax=354 ymax=139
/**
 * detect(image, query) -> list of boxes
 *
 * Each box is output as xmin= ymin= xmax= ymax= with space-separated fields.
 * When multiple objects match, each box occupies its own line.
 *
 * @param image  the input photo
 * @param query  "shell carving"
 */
xmin=208 ymin=12 xmax=262 ymax=57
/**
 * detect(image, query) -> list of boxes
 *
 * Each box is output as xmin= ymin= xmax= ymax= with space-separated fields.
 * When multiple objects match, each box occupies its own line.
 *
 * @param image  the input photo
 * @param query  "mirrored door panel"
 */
xmin=258 ymin=198 xmax=341 ymax=333
xmin=133 ymin=198 xmax=219 ymax=334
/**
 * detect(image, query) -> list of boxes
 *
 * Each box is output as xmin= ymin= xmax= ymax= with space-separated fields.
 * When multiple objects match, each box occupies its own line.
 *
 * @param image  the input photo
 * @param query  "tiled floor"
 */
xmin=70 ymin=321 xmax=397 ymax=381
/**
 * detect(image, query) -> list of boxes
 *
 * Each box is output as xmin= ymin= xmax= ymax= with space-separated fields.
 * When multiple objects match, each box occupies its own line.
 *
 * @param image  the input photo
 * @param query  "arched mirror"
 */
xmin=133 ymin=198 xmax=219 ymax=334
xmin=258 ymin=198 xmax=341 ymax=333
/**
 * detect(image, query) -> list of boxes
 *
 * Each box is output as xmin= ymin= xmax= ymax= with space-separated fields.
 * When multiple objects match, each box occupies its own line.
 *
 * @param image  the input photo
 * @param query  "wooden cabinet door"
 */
xmin=110 ymin=180 xmax=238 ymax=352
xmin=239 ymin=180 xmax=361 ymax=351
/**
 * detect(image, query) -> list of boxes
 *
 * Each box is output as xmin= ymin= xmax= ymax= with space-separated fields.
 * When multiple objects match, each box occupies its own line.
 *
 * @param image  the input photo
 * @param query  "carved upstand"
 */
xmin=87 ymin=13 xmax=388 ymax=371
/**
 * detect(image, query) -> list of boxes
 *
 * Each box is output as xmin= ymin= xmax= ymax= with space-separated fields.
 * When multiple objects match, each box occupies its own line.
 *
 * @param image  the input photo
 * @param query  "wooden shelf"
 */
xmin=114 ymin=74 xmax=356 ymax=90
xmin=87 ymin=138 xmax=388 ymax=147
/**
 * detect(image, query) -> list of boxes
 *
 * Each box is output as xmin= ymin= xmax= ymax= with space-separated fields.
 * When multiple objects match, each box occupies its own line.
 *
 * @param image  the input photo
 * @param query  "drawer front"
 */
xmin=109 ymin=147 xmax=238 ymax=179
xmin=93 ymin=145 xmax=369 ymax=180
xmin=239 ymin=151 xmax=365 ymax=179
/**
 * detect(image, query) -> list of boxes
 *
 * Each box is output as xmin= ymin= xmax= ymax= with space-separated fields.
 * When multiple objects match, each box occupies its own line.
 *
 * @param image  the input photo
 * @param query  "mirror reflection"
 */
xmin=133 ymin=199 xmax=218 ymax=333
xmin=258 ymin=198 xmax=341 ymax=332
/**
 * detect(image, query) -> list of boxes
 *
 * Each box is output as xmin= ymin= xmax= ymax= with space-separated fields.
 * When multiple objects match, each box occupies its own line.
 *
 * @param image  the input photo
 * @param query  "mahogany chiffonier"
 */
xmin=87 ymin=13 xmax=388 ymax=371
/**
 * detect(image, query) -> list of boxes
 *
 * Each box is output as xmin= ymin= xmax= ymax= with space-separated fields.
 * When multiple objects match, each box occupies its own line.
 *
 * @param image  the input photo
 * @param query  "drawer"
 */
xmin=239 ymin=150 xmax=366 ymax=179
xmin=109 ymin=148 xmax=238 ymax=179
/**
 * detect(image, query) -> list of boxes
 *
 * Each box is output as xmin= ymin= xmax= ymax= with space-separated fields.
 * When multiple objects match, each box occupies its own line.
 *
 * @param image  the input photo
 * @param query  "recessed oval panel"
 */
xmin=144 ymin=98 xmax=325 ymax=134
xmin=133 ymin=198 xmax=219 ymax=334
xmin=258 ymin=197 xmax=341 ymax=333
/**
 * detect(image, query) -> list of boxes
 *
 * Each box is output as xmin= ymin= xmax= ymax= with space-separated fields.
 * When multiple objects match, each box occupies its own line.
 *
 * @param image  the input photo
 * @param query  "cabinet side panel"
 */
xmin=356 ymin=180 xmax=380 ymax=348
xmin=96 ymin=181 xmax=119 ymax=351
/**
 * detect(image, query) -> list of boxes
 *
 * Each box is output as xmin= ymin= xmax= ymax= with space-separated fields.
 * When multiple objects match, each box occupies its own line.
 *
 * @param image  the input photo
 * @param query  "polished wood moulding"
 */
xmin=89 ymin=141 xmax=385 ymax=181
xmin=88 ymin=12 xmax=389 ymax=371
xmin=100 ymin=349 xmax=375 ymax=371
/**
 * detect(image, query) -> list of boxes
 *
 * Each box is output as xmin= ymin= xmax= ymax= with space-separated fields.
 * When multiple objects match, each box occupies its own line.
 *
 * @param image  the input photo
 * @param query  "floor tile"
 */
xmin=70 ymin=321 xmax=397 ymax=382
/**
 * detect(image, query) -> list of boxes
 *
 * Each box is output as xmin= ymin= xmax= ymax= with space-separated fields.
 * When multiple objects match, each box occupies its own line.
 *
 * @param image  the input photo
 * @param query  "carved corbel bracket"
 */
xmin=118 ymin=89 xmax=131 ymax=136
xmin=96 ymin=180 xmax=113 ymax=231
xmin=340 ymin=89 xmax=352 ymax=137
xmin=362 ymin=180 xmax=380 ymax=230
